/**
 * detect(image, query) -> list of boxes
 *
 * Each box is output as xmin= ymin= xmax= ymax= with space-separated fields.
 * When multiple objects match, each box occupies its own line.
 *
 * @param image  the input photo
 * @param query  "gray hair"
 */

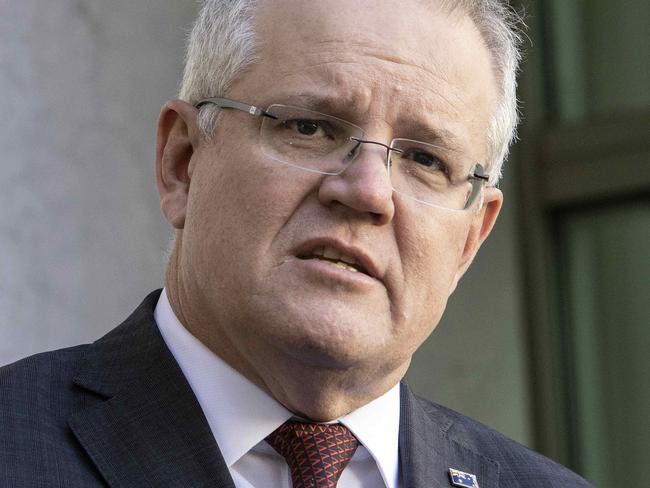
xmin=179 ymin=0 xmax=258 ymax=137
xmin=179 ymin=0 xmax=524 ymax=185
xmin=449 ymin=0 xmax=525 ymax=185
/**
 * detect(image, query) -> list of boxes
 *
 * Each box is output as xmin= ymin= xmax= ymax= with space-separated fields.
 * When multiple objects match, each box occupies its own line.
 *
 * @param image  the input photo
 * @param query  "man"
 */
xmin=1 ymin=0 xmax=592 ymax=487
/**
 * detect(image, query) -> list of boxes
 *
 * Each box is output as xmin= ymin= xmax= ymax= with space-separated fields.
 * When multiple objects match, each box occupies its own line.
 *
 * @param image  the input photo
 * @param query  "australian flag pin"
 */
xmin=449 ymin=468 xmax=479 ymax=488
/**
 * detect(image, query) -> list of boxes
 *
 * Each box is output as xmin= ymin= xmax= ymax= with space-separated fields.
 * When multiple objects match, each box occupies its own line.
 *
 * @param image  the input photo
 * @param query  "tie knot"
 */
xmin=266 ymin=420 xmax=359 ymax=488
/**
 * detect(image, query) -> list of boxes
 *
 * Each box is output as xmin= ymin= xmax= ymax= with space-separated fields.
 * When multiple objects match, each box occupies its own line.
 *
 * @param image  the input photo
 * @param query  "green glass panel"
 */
xmin=547 ymin=0 xmax=650 ymax=121
xmin=560 ymin=200 xmax=650 ymax=486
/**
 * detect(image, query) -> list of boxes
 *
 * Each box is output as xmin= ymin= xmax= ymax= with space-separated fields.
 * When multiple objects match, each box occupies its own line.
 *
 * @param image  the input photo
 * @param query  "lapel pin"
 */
xmin=449 ymin=468 xmax=479 ymax=488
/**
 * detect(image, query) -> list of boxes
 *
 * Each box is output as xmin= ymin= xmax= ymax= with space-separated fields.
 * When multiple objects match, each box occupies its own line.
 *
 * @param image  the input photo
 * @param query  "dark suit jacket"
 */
xmin=1 ymin=290 xmax=592 ymax=487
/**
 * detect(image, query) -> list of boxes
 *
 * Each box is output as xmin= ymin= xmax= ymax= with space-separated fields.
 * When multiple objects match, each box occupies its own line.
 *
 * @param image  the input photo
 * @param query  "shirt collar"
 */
xmin=340 ymin=384 xmax=400 ymax=488
xmin=154 ymin=288 xmax=400 ymax=488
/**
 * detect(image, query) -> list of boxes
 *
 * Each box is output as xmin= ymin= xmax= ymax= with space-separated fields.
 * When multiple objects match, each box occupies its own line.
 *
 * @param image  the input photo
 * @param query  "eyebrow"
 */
xmin=273 ymin=92 xmax=359 ymax=115
xmin=400 ymin=120 xmax=464 ymax=153
xmin=268 ymin=92 xmax=465 ymax=151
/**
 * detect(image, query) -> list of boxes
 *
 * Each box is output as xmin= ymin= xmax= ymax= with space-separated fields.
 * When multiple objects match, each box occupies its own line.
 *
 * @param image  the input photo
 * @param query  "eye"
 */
xmin=285 ymin=119 xmax=326 ymax=137
xmin=401 ymin=148 xmax=448 ymax=173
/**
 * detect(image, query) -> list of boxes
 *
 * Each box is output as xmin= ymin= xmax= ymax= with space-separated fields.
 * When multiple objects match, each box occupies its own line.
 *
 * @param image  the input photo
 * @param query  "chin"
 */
xmin=241 ymin=283 xmax=397 ymax=365
xmin=270 ymin=313 xmax=386 ymax=370
xmin=285 ymin=339 xmax=369 ymax=370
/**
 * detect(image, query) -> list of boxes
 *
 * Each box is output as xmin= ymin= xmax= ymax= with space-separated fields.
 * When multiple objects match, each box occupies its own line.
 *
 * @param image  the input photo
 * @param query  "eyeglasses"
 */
xmin=195 ymin=97 xmax=489 ymax=210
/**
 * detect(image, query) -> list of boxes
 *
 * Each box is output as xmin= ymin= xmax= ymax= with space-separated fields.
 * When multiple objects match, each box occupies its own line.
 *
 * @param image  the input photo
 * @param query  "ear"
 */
xmin=449 ymin=187 xmax=503 ymax=293
xmin=155 ymin=99 xmax=201 ymax=229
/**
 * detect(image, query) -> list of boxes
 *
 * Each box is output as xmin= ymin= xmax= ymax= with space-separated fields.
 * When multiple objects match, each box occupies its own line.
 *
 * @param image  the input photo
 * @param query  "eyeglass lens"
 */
xmin=260 ymin=104 xmax=476 ymax=210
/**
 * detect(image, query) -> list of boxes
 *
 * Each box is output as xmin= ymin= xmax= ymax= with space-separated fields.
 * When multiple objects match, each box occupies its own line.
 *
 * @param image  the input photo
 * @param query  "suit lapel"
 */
xmin=68 ymin=291 xmax=235 ymax=488
xmin=399 ymin=383 xmax=500 ymax=488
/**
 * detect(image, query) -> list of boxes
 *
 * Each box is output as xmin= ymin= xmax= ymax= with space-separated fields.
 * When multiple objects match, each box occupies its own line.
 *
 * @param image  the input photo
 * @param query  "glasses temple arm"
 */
xmin=195 ymin=97 xmax=278 ymax=119
xmin=470 ymin=164 xmax=489 ymax=182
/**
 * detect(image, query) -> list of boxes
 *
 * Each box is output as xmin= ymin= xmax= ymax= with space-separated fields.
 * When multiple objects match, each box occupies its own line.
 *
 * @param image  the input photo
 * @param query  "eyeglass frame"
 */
xmin=195 ymin=97 xmax=490 ymax=210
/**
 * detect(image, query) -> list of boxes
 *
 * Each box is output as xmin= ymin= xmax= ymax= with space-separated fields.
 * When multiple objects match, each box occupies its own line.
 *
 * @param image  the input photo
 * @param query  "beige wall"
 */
xmin=1 ymin=0 xmax=195 ymax=361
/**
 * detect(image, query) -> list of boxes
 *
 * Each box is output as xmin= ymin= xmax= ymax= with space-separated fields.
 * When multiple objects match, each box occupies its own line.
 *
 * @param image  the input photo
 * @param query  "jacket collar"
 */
xmin=399 ymin=383 xmax=500 ymax=488
xmin=69 ymin=290 xmax=236 ymax=488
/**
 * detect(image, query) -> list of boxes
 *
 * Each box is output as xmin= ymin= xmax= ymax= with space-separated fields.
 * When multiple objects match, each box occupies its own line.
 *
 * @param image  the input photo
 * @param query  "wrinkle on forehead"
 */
xmin=270 ymin=53 xmax=473 ymax=147
xmin=305 ymin=38 xmax=439 ymax=72
xmin=273 ymin=52 xmax=464 ymax=118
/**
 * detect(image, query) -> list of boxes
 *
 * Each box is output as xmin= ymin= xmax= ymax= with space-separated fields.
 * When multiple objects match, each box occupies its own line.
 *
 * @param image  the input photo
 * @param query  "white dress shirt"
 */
xmin=154 ymin=289 xmax=400 ymax=488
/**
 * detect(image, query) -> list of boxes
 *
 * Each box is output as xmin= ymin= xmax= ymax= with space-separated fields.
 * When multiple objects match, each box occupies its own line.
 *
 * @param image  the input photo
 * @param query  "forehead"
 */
xmin=230 ymin=0 xmax=497 ymax=157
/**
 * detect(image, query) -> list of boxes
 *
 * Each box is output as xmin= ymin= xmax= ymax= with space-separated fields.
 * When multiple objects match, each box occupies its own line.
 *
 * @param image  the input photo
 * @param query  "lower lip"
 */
xmin=288 ymin=256 xmax=380 ymax=289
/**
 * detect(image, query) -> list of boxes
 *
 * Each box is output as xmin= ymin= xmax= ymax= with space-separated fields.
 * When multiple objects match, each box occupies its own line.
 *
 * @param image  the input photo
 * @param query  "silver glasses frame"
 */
xmin=195 ymin=97 xmax=489 ymax=210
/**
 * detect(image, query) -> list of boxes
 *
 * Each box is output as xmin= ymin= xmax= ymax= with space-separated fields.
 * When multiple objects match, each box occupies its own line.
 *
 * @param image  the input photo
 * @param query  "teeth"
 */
xmin=340 ymin=253 xmax=357 ymax=266
xmin=332 ymin=261 xmax=359 ymax=272
xmin=323 ymin=247 xmax=340 ymax=261
xmin=304 ymin=246 xmax=365 ymax=274
xmin=315 ymin=247 xmax=358 ymax=265
xmin=315 ymin=258 xmax=358 ymax=273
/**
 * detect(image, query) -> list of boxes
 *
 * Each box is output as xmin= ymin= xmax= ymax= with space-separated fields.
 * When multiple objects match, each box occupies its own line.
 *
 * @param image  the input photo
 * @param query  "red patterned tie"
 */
xmin=266 ymin=420 xmax=359 ymax=488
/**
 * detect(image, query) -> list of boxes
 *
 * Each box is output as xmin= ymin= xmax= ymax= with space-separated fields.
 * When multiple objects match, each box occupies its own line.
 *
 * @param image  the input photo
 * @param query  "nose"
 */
xmin=317 ymin=141 xmax=395 ymax=225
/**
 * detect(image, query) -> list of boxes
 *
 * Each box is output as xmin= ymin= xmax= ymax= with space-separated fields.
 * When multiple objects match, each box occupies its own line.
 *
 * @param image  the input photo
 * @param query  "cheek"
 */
xmin=396 ymin=210 xmax=470 ymax=326
xmin=185 ymin=148 xmax=310 ymax=275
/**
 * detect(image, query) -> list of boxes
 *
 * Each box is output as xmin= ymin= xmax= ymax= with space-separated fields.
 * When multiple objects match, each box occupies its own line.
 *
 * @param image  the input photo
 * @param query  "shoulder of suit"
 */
xmin=1 ymin=343 xmax=91 ymax=408
xmin=412 ymin=394 xmax=594 ymax=487
xmin=0 ymin=294 xmax=158 ymax=411
xmin=0 ymin=345 xmax=110 ymax=485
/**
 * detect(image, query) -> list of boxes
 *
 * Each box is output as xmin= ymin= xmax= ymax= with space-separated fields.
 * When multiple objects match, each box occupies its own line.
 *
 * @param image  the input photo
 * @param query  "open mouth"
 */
xmin=297 ymin=246 xmax=370 ymax=276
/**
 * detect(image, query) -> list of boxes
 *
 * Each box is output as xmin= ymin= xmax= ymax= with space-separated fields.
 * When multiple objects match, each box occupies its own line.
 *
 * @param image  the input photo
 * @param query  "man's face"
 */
xmin=173 ymin=0 xmax=500 ymax=395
